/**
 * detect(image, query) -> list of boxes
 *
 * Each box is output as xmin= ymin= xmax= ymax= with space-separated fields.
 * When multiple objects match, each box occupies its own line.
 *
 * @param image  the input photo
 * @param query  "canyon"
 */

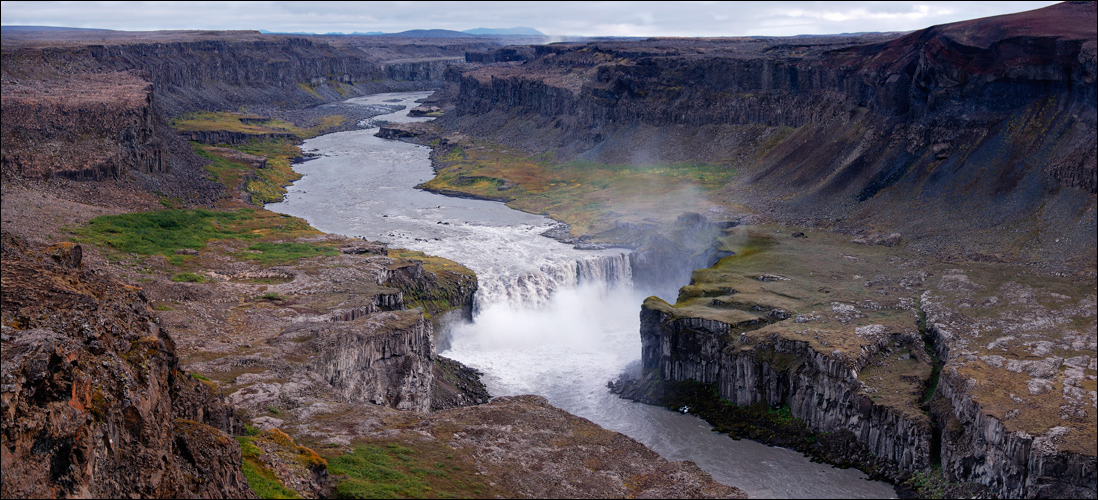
xmin=2 ymin=2 xmax=1096 ymax=498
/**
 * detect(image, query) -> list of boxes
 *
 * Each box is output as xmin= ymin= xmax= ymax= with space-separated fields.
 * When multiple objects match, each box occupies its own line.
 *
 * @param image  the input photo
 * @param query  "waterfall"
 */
xmin=473 ymin=251 xmax=633 ymax=312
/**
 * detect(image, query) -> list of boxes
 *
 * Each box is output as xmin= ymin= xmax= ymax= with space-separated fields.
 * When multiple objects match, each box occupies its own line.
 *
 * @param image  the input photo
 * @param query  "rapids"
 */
xmin=267 ymin=91 xmax=897 ymax=499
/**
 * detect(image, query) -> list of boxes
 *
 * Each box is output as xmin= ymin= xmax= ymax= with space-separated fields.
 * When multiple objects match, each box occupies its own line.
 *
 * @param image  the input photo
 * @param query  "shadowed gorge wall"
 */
xmin=437 ymin=1 xmax=1097 ymax=270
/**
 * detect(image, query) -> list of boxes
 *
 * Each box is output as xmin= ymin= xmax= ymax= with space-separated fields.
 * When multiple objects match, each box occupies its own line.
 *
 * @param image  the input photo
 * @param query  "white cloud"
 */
xmin=0 ymin=1 xmax=1062 ymax=37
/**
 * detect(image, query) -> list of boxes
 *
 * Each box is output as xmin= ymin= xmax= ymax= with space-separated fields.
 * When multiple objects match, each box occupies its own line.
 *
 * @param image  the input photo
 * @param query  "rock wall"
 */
xmin=640 ymin=288 xmax=1098 ymax=498
xmin=922 ymin=308 xmax=1098 ymax=499
xmin=436 ymin=2 xmax=1098 ymax=269
xmin=382 ymin=57 xmax=465 ymax=82
xmin=308 ymin=310 xmax=435 ymax=413
xmin=0 ymin=232 xmax=252 ymax=498
xmin=179 ymin=129 xmax=299 ymax=146
xmin=2 ymin=38 xmax=459 ymax=116
xmin=933 ymin=367 xmax=1097 ymax=498
xmin=0 ymin=72 xmax=165 ymax=181
xmin=639 ymin=305 xmax=932 ymax=473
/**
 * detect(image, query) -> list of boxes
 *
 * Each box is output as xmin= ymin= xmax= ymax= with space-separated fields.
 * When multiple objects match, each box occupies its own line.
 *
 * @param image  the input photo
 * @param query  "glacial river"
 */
xmin=267 ymin=91 xmax=897 ymax=499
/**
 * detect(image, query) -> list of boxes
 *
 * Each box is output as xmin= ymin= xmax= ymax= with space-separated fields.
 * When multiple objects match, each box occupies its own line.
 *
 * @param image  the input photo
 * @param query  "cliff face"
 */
xmin=639 ymin=306 xmax=932 ymax=473
xmin=1 ymin=37 xmax=463 ymax=116
xmin=921 ymin=287 xmax=1098 ymax=499
xmin=0 ymin=233 xmax=252 ymax=498
xmin=437 ymin=1 xmax=1097 ymax=269
xmin=309 ymin=311 xmax=435 ymax=412
xmin=632 ymin=226 xmax=1096 ymax=498
xmin=0 ymin=72 xmax=165 ymax=181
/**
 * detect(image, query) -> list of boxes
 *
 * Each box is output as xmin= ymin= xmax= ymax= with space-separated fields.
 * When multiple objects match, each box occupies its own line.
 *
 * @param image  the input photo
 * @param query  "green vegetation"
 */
xmin=902 ymin=468 xmax=992 ymax=499
xmin=75 ymin=208 xmax=325 ymax=266
xmin=77 ymin=209 xmax=253 ymax=262
xmin=259 ymin=292 xmax=287 ymax=301
xmin=194 ymin=142 xmax=303 ymax=205
xmin=422 ymin=139 xmax=736 ymax=235
xmin=326 ymin=442 xmax=489 ymax=499
xmin=173 ymin=111 xmax=300 ymax=136
xmin=237 ymin=242 xmax=338 ymax=265
xmin=172 ymin=110 xmax=345 ymax=140
xmin=171 ymin=272 xmax=209 ymax=283
xmin=238 ymin=435 xmax=301 ymax=499
xmin=386 ymin=250 xmax=477 ymax=325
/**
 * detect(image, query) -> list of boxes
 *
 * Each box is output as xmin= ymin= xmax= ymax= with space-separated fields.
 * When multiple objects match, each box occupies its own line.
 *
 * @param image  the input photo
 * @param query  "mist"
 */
xmin=442 ymin=281 xmax=646 ymax=404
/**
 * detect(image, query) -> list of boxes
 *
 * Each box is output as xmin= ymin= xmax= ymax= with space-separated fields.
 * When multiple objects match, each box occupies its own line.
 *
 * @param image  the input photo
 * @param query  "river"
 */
xmin=267 ymin=91 xmax=897 ymax=499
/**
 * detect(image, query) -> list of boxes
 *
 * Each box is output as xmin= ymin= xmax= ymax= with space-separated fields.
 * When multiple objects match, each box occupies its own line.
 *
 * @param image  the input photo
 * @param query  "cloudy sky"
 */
xmin=1 ymin=1 xmax=1062 ymax=37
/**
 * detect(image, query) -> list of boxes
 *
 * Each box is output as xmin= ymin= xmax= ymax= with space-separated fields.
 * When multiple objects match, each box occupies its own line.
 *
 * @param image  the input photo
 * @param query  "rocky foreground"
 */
xmin=1 ymin=232 xmax=253 ymax=498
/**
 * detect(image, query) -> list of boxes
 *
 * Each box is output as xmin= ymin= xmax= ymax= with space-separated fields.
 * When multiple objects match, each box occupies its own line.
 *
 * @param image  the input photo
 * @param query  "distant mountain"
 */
xmin=384 ymin=29 xmax=476 ymax=38
xmin=257 ymin=27 xmax=547 ymax=38
xmin=462 ymin=27 xmax=544 ymax=36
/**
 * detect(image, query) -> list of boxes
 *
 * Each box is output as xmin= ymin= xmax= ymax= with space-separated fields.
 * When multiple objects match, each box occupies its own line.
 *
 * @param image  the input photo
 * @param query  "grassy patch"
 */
xmin=171 ymin=272 xmax=209 ymax=283
xmin=75 ymin=208 xmax=324 ymax=266
xmin=173 ymin=110 xmax=346 ymax=140
xmin=238 ymin=435 xmax=301 ymax=499
xmin=422 ymin=139 xmax=736 ymax=236
xmin=173 ymin=111 xmax=307 ymax=136
xmin=237 ymin=241 xmax=338 ymax=265
xmin=77 ymin=209 xmax=254 ymax=262
xmin=326 ymin=442 xmax=494 ymax=499
xmin=194 ymin=142 xmax=303 ymax=205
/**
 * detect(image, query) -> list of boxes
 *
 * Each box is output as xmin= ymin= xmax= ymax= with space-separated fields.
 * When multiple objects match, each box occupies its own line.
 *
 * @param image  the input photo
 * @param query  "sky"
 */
xmin=1 ymin=1 xmax=1063 ymax=38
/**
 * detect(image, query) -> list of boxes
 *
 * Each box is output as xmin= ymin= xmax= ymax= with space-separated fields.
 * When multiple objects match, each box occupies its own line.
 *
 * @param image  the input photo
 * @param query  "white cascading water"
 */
xmin=475 ymin=252 xmax=632 ymax=311
xmin=267 ymin=91 xmax=897 ymax=499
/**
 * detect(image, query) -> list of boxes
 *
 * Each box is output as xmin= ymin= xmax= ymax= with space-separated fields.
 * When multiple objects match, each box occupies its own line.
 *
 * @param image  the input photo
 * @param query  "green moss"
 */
xmin=237 ymin=242 xmax=338 ymax=265
xmin=194 ymin=142 xmax=305 ymax=205
xmin=239 ymin=450 xmax=301 ymax=499
xmin=324 ymin=442 xmax=495 ymax=499
xmin=76 ymin=209 xmax=253 ymax=258
xmin=171 ymin=272 xmax=209 ymax=283
xmin=90 ymin=389 xmax=109 ymax=421
xmin=75 ymin=208 xmax=325 ymax=267
xmin=328 ymin=445 xmax=428 ymax=499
